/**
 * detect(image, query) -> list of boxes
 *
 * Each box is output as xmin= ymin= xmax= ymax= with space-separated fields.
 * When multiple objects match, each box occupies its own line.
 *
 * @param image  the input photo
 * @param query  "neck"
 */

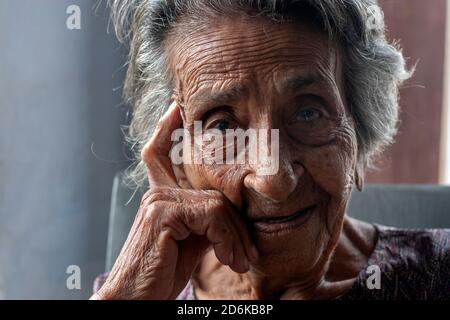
xmin=193 ymin=216 xmax=377 ymax=300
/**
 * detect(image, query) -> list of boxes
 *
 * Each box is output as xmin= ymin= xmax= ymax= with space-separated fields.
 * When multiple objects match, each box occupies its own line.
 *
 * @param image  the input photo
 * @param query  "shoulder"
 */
xmin=368 ymin=226 xmax=450 ymax=299
xmin=376 ymin=226 xmax=450 ymax=266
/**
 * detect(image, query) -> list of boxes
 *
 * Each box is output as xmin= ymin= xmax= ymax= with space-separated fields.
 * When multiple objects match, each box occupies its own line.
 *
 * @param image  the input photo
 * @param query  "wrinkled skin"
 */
xmin=93 ymin=15 xmax=376 ymax=300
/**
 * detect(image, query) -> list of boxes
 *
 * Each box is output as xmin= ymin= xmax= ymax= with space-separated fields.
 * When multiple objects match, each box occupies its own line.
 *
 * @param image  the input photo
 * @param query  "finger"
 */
xmin=185 ymin=203 xmax=236 ymax=267
xmin=146 ymin=101 xmax=181 ymax=156
xmin=228 ymin=208 xmax=259 ymax=264
xmin=150 ymin=189 xmax=256 ymax=268
xmin=212 ymin=234 xmax=234 ymax=267
xmin=157 ymin=199 xmax=242 ymax=267
xmin=230 ymin=235 xmax=249 ymax=273
xmin=141 ymin=101 xmax=182 ymax=187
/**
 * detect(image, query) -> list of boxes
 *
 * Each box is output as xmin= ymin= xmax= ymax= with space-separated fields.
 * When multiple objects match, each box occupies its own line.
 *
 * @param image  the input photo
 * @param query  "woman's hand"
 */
xmin=93 ymin=102 xmax=258 ymax=300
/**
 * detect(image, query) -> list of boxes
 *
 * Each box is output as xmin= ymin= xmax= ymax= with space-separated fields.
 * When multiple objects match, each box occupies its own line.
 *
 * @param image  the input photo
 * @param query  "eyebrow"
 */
xmin=283 ymin=74 xmax=324 ymax=92
xmin=191 ymin=84 xmax=248 ymax=106
xmin=188 ymin=73 xmax=327 ymax=111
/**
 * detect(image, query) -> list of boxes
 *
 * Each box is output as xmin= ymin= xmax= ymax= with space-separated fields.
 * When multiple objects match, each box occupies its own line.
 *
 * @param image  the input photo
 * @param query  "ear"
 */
xmin=355 ymin=161 xmax=365 ymax=192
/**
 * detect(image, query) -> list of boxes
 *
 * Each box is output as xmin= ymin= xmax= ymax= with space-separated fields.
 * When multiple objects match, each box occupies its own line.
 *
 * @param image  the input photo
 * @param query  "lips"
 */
xmin=251 ymin=205 xmax=317 ymax=234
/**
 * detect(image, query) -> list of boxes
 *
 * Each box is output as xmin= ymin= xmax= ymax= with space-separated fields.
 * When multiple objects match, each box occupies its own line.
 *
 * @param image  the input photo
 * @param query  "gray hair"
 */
xmin=108 ymin=0 xmax=413 ymax=189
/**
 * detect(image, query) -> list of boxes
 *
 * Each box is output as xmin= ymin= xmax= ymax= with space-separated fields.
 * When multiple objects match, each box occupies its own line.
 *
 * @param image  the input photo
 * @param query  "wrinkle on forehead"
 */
xmin=166 ymin=15 xmax=344 ymax=114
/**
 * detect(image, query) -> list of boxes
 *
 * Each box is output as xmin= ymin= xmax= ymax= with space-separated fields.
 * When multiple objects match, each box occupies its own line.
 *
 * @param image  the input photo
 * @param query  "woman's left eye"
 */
xmin=212 ymin=119 xmax=231 ymax=131
xmin=296 ymin=107 xmax=322 ymax=122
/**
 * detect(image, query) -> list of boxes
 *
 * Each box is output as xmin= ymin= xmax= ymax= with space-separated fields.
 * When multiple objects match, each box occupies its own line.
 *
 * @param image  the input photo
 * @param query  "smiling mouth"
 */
xmin=251 ymin=205 xmax=317 ymax=234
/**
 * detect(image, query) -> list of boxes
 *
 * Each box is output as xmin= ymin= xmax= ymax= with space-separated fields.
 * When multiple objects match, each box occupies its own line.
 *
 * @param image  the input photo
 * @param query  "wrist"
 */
xmin=93 ymin=284 xmax=123 ymax=300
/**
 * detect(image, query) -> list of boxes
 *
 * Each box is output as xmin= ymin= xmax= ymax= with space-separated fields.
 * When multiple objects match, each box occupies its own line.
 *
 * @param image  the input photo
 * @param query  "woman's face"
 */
xmin=167 ymin=15 xmax=358 ymax=280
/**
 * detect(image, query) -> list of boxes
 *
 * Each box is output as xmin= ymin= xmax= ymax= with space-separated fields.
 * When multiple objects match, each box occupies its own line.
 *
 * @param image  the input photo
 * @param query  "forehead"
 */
xmin=167 ymin=15 xmax=341 ymax=105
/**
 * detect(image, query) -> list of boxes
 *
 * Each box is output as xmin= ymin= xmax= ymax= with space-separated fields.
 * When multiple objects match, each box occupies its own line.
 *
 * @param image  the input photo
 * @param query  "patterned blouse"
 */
xmin=94 ymin=225 xmax=450 ymax=300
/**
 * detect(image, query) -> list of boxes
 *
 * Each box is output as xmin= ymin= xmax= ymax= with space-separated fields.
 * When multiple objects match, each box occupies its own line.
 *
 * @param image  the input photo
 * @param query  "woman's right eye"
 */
xmin=203 ymin=110 xmax=238 ymax=132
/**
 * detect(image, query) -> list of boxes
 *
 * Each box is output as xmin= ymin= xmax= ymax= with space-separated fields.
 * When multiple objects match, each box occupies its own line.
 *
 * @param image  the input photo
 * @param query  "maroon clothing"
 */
xmin=337 ymin=225 xmax=450 ymax=300
xmin=95 ymin=225 xmax=450 ymax=300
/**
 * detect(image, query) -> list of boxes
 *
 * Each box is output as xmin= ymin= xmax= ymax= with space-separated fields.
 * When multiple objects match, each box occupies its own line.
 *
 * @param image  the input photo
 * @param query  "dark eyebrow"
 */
xmin=284 ymin=75 xmax=323 ymax=92
xmin=191 ymin=84 xmax=248 ymax=106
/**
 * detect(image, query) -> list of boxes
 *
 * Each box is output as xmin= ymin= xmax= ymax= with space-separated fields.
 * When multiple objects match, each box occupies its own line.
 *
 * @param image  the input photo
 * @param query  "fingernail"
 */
xmin=243 ymin=258 xmax=249 ymax=272
xmin=159 ymin=101 xmax=178 ymax=121
xmin=168 ymin=100 xmax=177 ymax=111
xmin=250 ymin=246 xmax=259 ymax=262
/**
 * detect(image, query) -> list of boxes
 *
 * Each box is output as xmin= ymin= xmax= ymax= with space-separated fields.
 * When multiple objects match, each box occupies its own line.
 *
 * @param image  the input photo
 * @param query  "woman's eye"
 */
xmin=296 ymin=107 xmax=322 ymax=122
xmin=212 ymin=119 xmax=231 ymax=132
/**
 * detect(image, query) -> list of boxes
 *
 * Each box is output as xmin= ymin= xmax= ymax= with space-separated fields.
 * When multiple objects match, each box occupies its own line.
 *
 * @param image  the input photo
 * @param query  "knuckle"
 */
xmin=146 ymin=193 xmax=163 ymax=204
xmin=147 ymin=192 xmax=165 ymax=205
xmin=148 ymin=200 xmax=165 ymax=214
xmin=209 ymin=189 xmax=224 ymax=200
xmin=141 ymin=187 xmax=169 ymax=205
xmin=144 ymin=200 xmax=165 ymax=223
xmin=141 ymin=190 xmax=153 ymax=206
xmin=149 ymin=185 xmax=168 ymax=195
xmin=140 ymin=143 xmax=156 ymax=164
xmin=209 ymin=195 xmax=228 ymax=214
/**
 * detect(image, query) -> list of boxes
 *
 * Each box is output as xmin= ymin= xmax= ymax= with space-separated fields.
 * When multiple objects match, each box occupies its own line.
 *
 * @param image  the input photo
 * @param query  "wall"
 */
xmin=0 ymin=0 xmax=127 ymax=299
xmin=367 ymin=0 xmax=447 ymax=183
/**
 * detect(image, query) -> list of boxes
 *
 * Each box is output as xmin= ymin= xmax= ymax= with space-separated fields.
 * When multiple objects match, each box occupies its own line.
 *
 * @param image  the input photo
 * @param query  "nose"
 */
xmin=244 ymin=157 xmax=303 ymax=203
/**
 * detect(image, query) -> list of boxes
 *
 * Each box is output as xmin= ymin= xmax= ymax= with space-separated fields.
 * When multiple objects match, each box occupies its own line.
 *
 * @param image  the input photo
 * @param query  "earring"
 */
xmin=355 ymin=165 xmax=364 ymax=192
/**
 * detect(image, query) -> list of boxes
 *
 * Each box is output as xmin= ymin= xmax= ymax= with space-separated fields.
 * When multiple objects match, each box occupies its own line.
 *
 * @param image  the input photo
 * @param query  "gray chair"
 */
xmin=105 ymin=171 xmax=450 ymax=271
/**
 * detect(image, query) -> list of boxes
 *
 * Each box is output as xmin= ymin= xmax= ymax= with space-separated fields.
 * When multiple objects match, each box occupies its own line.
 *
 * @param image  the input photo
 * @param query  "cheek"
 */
xmin=290 ymin=130 xmax=357 ymax=263
xmin=183 ymin=163 xmax=246 ymax=205
xmin=300 ymin=126 xmax=357 ymax=200
xmin=297 ymin=128 xmax=358 ymax=231
xmin=304 ymin=144 xmax=355 ymax=199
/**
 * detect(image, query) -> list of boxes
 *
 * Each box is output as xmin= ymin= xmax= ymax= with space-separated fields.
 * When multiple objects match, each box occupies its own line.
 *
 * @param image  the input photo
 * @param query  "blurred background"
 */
xmin=0 ymin=0 xmax=449 ymax=299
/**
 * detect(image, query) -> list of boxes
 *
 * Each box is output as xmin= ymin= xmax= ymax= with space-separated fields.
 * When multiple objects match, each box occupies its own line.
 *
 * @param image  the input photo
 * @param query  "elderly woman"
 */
xmin=92 ymin=0 xmax=450 ymax=299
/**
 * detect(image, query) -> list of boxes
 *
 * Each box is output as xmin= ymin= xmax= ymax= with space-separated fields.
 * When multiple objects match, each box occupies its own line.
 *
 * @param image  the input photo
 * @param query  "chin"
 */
xmin=250 ymin=204 xmax=333 ymax=277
